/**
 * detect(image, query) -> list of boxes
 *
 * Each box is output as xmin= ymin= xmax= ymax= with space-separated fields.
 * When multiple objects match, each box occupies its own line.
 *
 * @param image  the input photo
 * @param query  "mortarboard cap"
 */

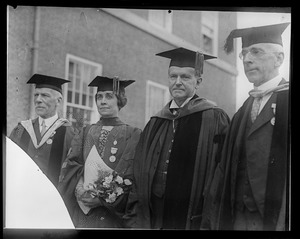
xmin=156 ymin=47 xmax=216 ymax=77
xmin=27 ymin=74 xmax=70 ymax=94
xmin=224 ymin=22 xmax=290 ymax=54
xmin=88 ymin=76 xmax=135 ymax=94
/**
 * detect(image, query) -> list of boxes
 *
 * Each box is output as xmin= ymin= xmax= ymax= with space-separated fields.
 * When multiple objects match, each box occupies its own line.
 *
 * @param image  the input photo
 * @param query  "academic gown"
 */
xmin=9 ymin=117 xmax=76 ymax=187
xmin=57 ymin=117 xmax=141 ymax=228
xmin=201 ymin=80 xmax=289 ymax=231
xmin=124 ymin=95 xmax=230 ymax=229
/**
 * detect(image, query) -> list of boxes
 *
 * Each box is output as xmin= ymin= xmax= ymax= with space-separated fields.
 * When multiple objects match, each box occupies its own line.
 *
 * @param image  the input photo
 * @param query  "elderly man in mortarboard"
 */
xmin=201 ymin=23 xmax=290 ymax=231
xmin=124 ymin=47 xmax=230 ymax=229
xmin=10 ymin=74 xmax=76 ymax=187
xmin=57 ymin=76 xmax=141 ymax=228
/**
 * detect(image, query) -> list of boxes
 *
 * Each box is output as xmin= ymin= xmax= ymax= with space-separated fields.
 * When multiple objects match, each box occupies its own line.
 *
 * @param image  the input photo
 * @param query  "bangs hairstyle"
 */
xmin=94 ymin=87 xmax=128 ymax=110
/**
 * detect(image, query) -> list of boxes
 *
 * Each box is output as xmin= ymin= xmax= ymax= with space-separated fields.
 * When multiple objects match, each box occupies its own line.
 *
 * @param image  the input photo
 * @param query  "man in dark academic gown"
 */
xmin=201 ymin=23 xmax=290 ymax=231
xmin=10 ymin=74 xmax=76 ymax=187
xmin=124 ymin=47 xmax=230 ymax=229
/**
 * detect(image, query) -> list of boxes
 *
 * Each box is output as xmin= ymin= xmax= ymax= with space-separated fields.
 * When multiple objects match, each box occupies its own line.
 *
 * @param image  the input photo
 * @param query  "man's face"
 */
xmin=34 ymin=88 xmax=61 ymax=119
xmin=240 ymin=43 xmax=282 ymax=86
xmin=96 ymin=91 xmax=119 ymax=118
xmin=168 ymin=66 xmax=201 ymax=105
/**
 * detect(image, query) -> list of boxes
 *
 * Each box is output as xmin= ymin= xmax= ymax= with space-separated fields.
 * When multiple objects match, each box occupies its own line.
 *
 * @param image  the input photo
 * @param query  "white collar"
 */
xmin=253 ymin=75 xmax=283 ymax=92
xmin=170 ymin=94 xmax=194 ymax=109
xmin=38 ymin=113 xmax=59 ymax=127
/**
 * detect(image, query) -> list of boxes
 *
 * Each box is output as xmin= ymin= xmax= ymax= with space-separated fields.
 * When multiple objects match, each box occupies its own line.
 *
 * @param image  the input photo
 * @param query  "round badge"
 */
xmin=46 ymin=139 xmax=53 ymax=144
xmin=270 ymin=117 xmax=275 ymax=125
xmin=111 ymin=147 xmax=118 ymax=154
xmin=109 ymin=155 xmax=116 ymax=163
xmin=113 ymin=140 xmax=117 ymax=145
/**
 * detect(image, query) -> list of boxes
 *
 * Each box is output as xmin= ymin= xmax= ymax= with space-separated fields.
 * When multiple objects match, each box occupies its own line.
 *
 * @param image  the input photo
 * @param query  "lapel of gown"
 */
xmin=247 ymin=93 xmax=277 ymax=137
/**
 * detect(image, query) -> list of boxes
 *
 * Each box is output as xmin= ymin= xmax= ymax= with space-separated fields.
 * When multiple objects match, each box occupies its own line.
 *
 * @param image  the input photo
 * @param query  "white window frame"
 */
xmin=148 ymin=9 xmax=173 ymax=33
xmin=64 ymin=54 xmax=102 ymax=126
xmin=201 ymin=11 xmax=219 ymax=56
xmin=145 ymin=80 xmax=170 ymax=124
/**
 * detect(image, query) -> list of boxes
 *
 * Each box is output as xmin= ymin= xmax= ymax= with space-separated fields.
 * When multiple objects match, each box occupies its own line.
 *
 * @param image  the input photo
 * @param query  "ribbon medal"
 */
xmin=111 ymin=147 xmax=118 ymax=154
xmin=109 ymin=155 xmax=116 ymax=162
xmin=109 ymin=147 xmax=118 ymax=162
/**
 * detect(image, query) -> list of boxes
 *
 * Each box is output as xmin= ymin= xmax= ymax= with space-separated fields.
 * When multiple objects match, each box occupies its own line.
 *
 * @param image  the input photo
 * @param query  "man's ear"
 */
xmin=56 ymin=94 xmax=63 ymax=105
xmin=195 ymin=77 xmax=202 ymax=89
xmin=275 ymin=52 xmax=284 ymax=68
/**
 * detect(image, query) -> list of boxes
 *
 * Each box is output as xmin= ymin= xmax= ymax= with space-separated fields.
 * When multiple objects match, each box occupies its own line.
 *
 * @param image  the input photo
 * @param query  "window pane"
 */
xmin=66 ymin=56 xmax=101 ymax=127
xmin=89 ymin=95 xmax=93 ymax=107
xmin=75 ymin=63 xmax=81 ymax=91
xmin=69 ymin=62 xmax=74 ymax=76
xmin=67 ymin=91 xmax=72 ymax=103
xmin=68 ymin=62 xmax=74 ymax=89
xmin=147 ymin=83 xmax=168 ymax=120
xmin=75 ymin=92 xmax=80 ymax=104
xmin=82 ymin=94 xmax=86 ymax=106
xmin=83 ymin=81 xmax=87 ymax=93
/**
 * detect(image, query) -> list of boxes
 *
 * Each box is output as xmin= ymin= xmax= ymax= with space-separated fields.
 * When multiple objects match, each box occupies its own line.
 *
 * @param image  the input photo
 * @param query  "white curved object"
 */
xmin=5 ymin=137 xmax=75 ymax=229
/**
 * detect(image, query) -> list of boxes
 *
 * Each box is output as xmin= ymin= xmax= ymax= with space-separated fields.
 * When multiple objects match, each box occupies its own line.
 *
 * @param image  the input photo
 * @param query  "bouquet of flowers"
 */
xmin=87 ymin=171 xmax=132 ymax=203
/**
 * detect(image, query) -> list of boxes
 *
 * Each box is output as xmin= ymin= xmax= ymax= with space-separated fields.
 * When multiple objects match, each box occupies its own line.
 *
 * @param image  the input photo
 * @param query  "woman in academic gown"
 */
xmin=58 ymin=76 xmax=141 ymax=228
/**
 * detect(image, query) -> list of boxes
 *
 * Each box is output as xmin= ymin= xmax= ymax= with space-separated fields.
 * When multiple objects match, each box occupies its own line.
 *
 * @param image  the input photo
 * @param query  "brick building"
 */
xmin=7 ymin=6 xmax=238 ymax=134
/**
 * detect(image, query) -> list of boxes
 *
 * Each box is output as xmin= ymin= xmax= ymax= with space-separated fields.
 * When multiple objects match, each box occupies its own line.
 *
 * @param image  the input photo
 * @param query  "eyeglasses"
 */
xmin=239 ymin=48 xmax=270 ymax=60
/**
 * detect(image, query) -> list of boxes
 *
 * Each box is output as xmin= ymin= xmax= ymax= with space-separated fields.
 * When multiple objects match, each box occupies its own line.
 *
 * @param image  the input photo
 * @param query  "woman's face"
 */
xmin=95 ymin=91 xmax=119 ymax=118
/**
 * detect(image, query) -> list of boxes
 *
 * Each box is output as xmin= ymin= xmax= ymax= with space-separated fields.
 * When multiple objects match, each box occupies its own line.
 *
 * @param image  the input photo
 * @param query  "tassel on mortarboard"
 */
xmin=224 ymin=29 xmax=238 ymax=54
xmin=112 ymin=76 xmax=120 ymax=95
xmin=195 ymin=51 xmax=204 ymax=77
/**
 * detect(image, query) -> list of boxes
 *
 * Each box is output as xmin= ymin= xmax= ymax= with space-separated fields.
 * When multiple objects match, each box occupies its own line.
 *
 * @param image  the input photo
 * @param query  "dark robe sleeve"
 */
xmin=203 ymin=108 xmax=231 ymax=193
xmin=200 ymin=110 xmax=242 ymax=230
xmin=186 ymin=108 xmax=230 ymax=229
xmin=9 ymin=123 xmax=24 ymax=145
xmin=57 ymin=127 xmax=86 ymax=219
xmin=123 ymin=121 xmax=154 ymax=228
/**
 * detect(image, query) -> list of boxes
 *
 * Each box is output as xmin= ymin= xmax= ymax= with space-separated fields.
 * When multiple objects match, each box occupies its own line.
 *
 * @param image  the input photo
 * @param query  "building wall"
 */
xmin=7 ymin=6 xmax=35 ymax=135
xmin=7 ymin=6 xmax=238 ymax=134
xmin=218 ymin=11 xmax=237 ymax=65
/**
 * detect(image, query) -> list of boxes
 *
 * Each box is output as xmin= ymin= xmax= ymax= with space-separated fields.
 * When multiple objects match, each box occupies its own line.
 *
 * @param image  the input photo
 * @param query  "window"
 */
xmin=64 ymin=54 xmax=102 ymax=129
xmin=201 ymin=12 xmax=218 ymax=55
xmin=145 ymin=80 xmax=170 ymax=123
xmin=148 ymin=10 xmax=173 ymax=32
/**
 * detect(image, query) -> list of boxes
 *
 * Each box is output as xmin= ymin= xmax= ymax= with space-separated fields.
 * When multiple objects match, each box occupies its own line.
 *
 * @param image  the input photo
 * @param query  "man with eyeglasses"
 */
xmin=201 ymin=23 xmax=290 ymax=231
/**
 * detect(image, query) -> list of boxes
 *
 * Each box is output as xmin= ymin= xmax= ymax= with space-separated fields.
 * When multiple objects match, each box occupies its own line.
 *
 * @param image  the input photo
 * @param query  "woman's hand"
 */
xmin=80 ymin=191 xmax=104 ymax=208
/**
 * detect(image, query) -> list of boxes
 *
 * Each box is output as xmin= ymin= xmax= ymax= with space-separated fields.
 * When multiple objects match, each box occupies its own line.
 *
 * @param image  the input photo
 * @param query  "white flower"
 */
xmin=115 ymin=186 xmax=124 ymax=196
xmin=104 ymin=174 xmax=113 ymax=183
xmin=124 ymin=179 xmax=132 ymax=185
xmin=105 ymin=192 xmax=117 ymax=203
xmin=115 ymin=175 xmax=123 ymax=184
xmin=102 ymin=181 xmax=111 ymax=188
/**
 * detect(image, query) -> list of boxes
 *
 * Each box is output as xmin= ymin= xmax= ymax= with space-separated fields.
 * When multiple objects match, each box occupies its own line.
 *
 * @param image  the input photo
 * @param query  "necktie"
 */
xmin=248 ymin=82 xmax=289 ymax=123
xmin=250 ymin=97 xmax=263 ymax=123
xmin=40 ymin=119 xmax=47 ymax=136
xmin=171 ymin=108 xmax=179 ymax=116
